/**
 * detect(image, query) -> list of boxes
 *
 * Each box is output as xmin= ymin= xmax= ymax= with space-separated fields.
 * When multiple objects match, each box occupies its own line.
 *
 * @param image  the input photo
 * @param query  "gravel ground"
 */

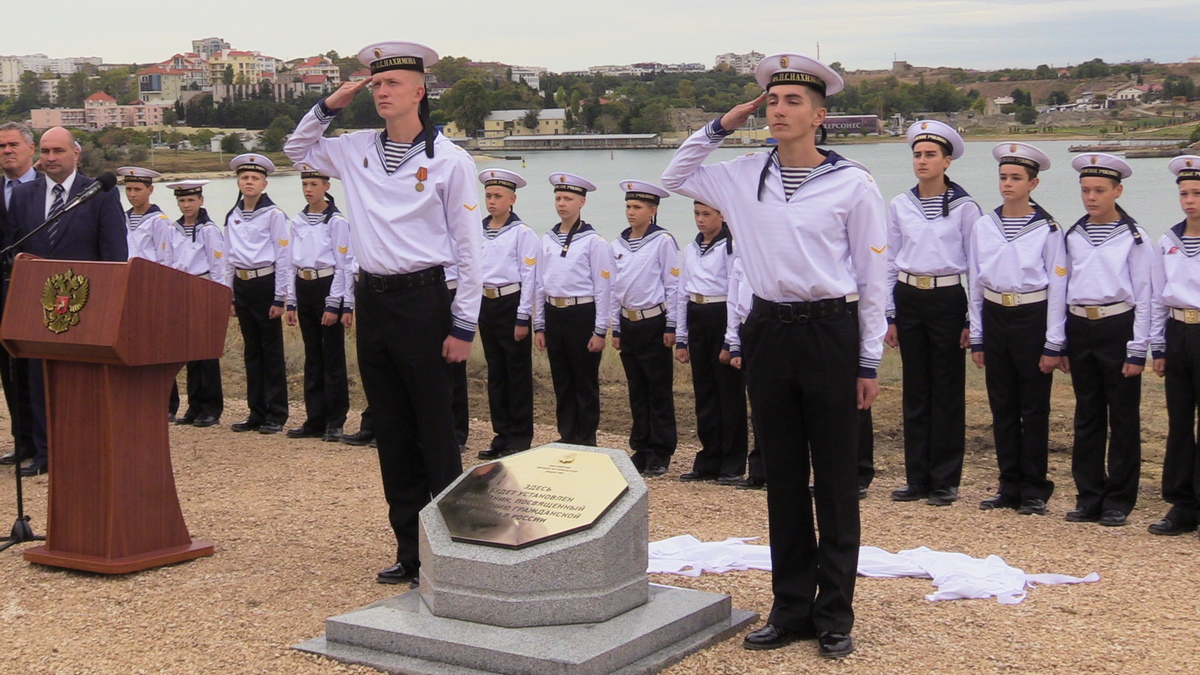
xmin=0 ymin=351 xmax=1197 ymax=675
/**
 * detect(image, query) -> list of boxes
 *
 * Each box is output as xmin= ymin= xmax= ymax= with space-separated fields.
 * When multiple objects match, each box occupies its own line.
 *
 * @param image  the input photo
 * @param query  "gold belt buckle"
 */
xmin=1185 ymin=309 xmax=1199 ymax=324
xmin=301 ymin=270 xmax=313 ymax=281
xmin=552 ymin=297 xmax=566 ymax=308
xmin=693 ymin=294 xmax=705 ymax=304
xmin=484 ymin=287 xmax=498 ymax=299
xmin=1086 ymin=306 xmax=1101 ymax=320
xmin=624 ymin=309 xmax=638 ymax=321
xmin=237 ymin=269 xmax=250 ymax=280
xmin=916 ymin=275 xmax=932 ymax=290
xmin=1001 ymin=292 xmax=1017 ymax=307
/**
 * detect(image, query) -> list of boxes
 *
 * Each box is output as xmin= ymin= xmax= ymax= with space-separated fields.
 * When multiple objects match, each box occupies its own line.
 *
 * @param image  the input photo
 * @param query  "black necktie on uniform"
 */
xmin=46 ymin=183 xmax=65 ymax=243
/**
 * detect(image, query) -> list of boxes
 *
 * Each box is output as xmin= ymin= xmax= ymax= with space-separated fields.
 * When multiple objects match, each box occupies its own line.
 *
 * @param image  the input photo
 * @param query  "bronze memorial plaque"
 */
xmin=438 ymin=447 xmax=629 ymax=549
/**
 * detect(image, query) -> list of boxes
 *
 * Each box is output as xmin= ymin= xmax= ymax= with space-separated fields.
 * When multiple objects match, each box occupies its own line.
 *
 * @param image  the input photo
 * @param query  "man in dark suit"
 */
xmin=5 ymin=126 xmax=126 ymax=475
xmin=0 ymin=122 xmax=38 ymax=467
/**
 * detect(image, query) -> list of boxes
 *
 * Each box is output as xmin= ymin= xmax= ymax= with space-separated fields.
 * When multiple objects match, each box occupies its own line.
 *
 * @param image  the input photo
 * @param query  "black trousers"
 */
xmin=1163 ymin=318 xmax=1200 ymax=516
xmin=183 ymin=358 xmax=224 ymax=420
xmin=1066 ymin=311 xmax=1141 ymax=516
xmin=448 ymin=287 xmax=470 ymax=446
xmin=982 ymin=300 xmax=1054 ymax=502
xmin=357 ymin=274 xmax=463 ymax=562
xmin=544 ymin=302 xmax=601 ymax=446
xmin=619 ymin=313 xmax=678 ymax=471
xmin=296 ymin=276 xmax=349 ymax=430
xmin=357 ymin=407 xmax=374 ymax=434
xmin=686 ymin=301 xmax=748 ymax=477
xmin=0 ymin=353 xmax=33 ymax=456
xmin=478 ymin=293 xmax=534 ymax=452
xmin=233 ymin=274 xmax=288 ymax=426
xmin=742 ymin=299 xmax=860 ymax=635
xmin=894 ymin=283 xmax=966 ymax=491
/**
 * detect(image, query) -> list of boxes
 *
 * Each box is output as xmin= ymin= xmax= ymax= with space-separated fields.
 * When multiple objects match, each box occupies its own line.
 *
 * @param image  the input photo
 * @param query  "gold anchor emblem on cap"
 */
xmin=780 ymin=56 xmax=789 ymax=68
xmin=374 ymin=48 xmax=382 ymax=58
xmin=559 ymin=175 xmax=566 ymax=183
xmin=921 ymin=122 xmax=928 ymax=130
xmin=1091 ymin=155 xmax=1098 ymax=164
xmin=1010 ymin=144 xmax=1017 ymax=153
xmin=490 ymin=171 xmax=495 ymax=177
xmin=1188 ymin=159 xmax=1195 ymax=168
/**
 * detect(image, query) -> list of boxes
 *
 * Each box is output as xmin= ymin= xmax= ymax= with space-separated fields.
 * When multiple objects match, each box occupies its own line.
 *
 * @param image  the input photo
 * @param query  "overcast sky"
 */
xmin=7 ymin=1 xmax=1195 ymax=73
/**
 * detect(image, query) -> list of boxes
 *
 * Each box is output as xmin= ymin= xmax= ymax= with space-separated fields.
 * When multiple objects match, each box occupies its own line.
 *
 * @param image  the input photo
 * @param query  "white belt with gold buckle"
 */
xmin=984 ymin=287 xmax=1047 ymax=307
xmin=899 ymin=271 xmax=963 ymax=290
xmin=622 ymin=303 xmax=666 ymax=322
xmin=297 ymin=267 xmax=334 ymax=281
xmin=689 ymin=293 xmax=728 ymax=304
xmin=1069 ymin=302 xmax=1133 ymax=320
xmin=483 ymin=282 xmax=521 ymax=299
xmin=445 ymin=280 xmax=459 ymax=291
xmin=547 ymin=296 xmax=594 ymax=308
xmin=1171 ymin=307 xmax=1200 ymax=324
xmin=235 ymin=264 xmax=275 ymax=280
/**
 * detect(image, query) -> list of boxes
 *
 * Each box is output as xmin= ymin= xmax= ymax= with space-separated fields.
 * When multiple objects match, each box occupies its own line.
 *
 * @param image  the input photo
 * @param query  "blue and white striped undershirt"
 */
xmin=304 ymin=212 xmax=324 ymax=226
xmin=1000 ymin=216 xmax=1027 ymax=241
xmin=383 ymin=140 xmax=412 ymax=174
xmin=780 ymin=166 xmax=813 ymax=199
xmin=1182 ymin=235 xmax=1200 ymax=256
xmin=127 ymin=213 xmax=146 ymax=230
xmin=1083 ymin=221 xmax=1119 ymax=246
xmin=918 ymin=194 xmax=945 ymax=219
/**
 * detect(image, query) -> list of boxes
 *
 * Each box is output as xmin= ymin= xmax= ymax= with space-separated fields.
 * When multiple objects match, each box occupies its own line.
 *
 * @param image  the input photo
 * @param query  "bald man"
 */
xmin=5 ymin=126 xmax=126 ymax=475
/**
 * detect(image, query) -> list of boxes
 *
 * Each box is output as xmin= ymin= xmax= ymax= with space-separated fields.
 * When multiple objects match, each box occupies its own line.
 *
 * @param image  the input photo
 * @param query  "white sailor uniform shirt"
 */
xmin=481 ymin=211 xmax=539 ymax=326
xmin=285 ymin=204 xmax=355 ymax=313
xmin=675 ymin=229 xmax=735 ymax=348
xmin=284 ymin=100 xmax=483 ymax=341
xmin=1150 ymin=223 xmax=1200 ymax=358
xmin=167 ymin=208 xmax=223 ymax=280
xmin=967 ymin=207 xmax=1068 ymax=354
xmin=222 ymin=194 xmax=292 ymax=305
xmin=885 ymin=184 xmax=981 ymax=319
xmin=533 ymin=222 xmax=613 ymax=337
xmin=724 ymin=255 xmax=753 ymax=358
xmin=610 ymin=224 xmax=680 ymax=337
xmin=662 ymin=119 xmax=888 ymax=376
xmin=1064 ymin=216 xmax=1154 ymax=363
xmin=126 ymin=204 xmax=173 ymax=264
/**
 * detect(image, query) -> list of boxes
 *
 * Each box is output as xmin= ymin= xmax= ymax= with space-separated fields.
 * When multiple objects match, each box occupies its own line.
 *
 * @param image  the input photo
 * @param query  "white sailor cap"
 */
xmin=478 ymin=168 xmax=526 ymax=191
xmin=906 ymin=120 xmax=964 ymax=160
xmin=992 ymin=142 xmax=1052 ymax=173
xmin=754 ymin=53 xmax=844 ymax=97
xmin=1168 ymin=155 xmax=1200 ymax=183
xmin=1071 ymin=152 xmax=1132 ymax=181
xmin=618 ymin=179 xmax=669 ymax=204
xmin=230 ymin=153 xmax=275 ymax=175
xmin=164 ymin=179 xmax=209 ymax=196
xmin=294 ymin=163 xmax=330 ymax=180
xmin=357 ymin=41 xmax=439 ymax=74
xmin=116 ymin=166 xmax=161 ymax=185
xmin=548 ymin=172 xmax=596 ymax=196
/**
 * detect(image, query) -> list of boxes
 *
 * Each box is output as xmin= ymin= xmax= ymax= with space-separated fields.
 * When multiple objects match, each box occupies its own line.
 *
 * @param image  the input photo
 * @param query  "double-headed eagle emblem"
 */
xmin=42 ymin=269 xmax=89 ymax=334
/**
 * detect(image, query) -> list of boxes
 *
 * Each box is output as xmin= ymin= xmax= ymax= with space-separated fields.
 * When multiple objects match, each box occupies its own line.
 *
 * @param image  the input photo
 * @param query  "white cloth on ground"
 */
xmin=646 ymin=535 xmax=1099 ymax=605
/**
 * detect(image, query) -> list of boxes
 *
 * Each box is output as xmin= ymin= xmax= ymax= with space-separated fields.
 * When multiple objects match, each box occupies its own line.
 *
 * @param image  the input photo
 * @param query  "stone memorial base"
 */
xmin=295 ymin=584 xmax=756 ymax=675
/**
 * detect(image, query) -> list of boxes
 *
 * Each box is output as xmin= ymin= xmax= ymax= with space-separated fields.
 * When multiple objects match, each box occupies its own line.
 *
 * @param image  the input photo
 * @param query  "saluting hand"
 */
xmin=719 ymin=93 xmax=766 ymax=134
xmin=325 ymin=78 xmax=371 ymax=111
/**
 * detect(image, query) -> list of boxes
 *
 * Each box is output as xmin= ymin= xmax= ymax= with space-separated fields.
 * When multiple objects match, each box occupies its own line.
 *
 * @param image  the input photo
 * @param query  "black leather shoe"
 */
xmin=817 ymin=632 xmax=855 ymax=659
xmin=192 ymin=415 xmax=218 ymax=428
xmin=286 ymin=425 xmax=322 ymax=439
xmin=0 ymin=449 xmax=33 ymax=466
xmin=322 ymin=427 xmax=343 ymax=442
xmin=736 ymin=477 xmax=766 ymax=490
xmin=231 ymin=419 xmax=261 ymax=433
xmin=1017 ymin=498 xmax=1047 ymax=515
xmin=979 ymin=493 xmax=1021 ymax=510
xmin=1148 ymin=514 xmax=1198 ymax=536
xmin=858 ymin=485 xmax=869 ymax=500
xmin=376 ymin=560 xmax=420 ymax=585
xmin=341 ymin=429 xmax=374 ymax=446
xmin=1098 ymin=509 xmax=1128 ymax=527
xmin=716 ymin=474 xmax=743 ymax=486
xmin=679 ymin=471 xmax=717 ymax=482
xmin=890 ymin=485 xmax=930 ymax=502
xmin=175 ymin=414 xmax=197 ymax=426
xmin=743 ymin=624 xmax=808 ymax=650
xmin=926 ymin=487 xmax=959 ymax=506
xmin=1064 ymin=508 xmax=1099 ymax=523
xmin=370 ymin=439 xmax=377 ymax=448
xmin=643 ymin=465 xmax=668 ymax=477
xmin=20 ymin=461 xmax=47 ymax=477
xmin=168 ymin=413 xmax=177 ymax=423
xmin=259 ymin=422 xmax=284 ymax=435
xmin=477 ymin=446 xmax=506 ymax=460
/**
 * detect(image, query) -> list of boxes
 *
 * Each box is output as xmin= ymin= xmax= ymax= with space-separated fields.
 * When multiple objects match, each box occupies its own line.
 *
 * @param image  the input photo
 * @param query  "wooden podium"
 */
xmin=0 ymin=255 xmax=231 ymax=573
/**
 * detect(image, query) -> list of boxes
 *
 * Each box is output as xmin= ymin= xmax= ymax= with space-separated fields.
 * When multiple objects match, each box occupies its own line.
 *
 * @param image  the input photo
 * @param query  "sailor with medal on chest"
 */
xmin=285 ymin=40 xmax=482 ymax=587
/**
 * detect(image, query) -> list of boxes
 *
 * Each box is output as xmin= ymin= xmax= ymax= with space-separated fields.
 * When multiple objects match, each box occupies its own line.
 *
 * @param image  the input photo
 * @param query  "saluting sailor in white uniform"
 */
xmin=163 ymin=179 xmax=224 ymax=427
xmin=284 ymin=41 xmax=481 ymax=587
xmin=222 ymin=153 xmax=291 ymax=435
xmin=532 ymin=172 xmax=612 ymax=447
xmin=663 ymin=53 xmax=886 ymax=659
xmin=885 ymin=121 xmax=981 ymax=507
xmin=1148 ymin=155 xmax=1200 ymax=536
xmin=475 ymin=168 xmax=538 ymax=461
xmin=675 ymin=200 xmax=748 ymax=485
xmin=609 ymin=179 xmax=679 ymax=476
xmin=1061 ymin=153 xmax=1152 ymax=528
xmin=969 ymin=142 xmax=1066 ymax=515
xmin=282 ymin=164 xmax=354 ymax=443
xmin=117 ymin=166 xmax=172 ymax=264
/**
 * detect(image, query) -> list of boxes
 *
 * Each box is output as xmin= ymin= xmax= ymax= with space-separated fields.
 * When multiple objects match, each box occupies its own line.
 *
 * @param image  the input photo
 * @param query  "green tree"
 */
xmin=676 ymin=79 xmax=696 ymax=104
xmin=259 ymin=114 xmax=295 ymax=152
xmin=522 ymin=108 xmax=540 ymax=131
xmin=223 ymin=65 xmax=234 ymax=86
xmin=629 ymin=101 xmax=669 ymax=134
xmin=220 ymin=133 xmax=245 ymax=154
xmin=14 ymin=71 xmax=43 ymax=113
xmin=830 ymin=61 xmax=845 ymax=75
xmin=1189 ymin=125 xmax=1200 ymax=145
xmin=1015 ymin=106 xmax=1038 ymax=125
xmin=1046 ymin=90 xmax=1069 ymax=106
xmin=439 ymin=78 xmax=491 ymax=136
xmin=430 ymin=56 xmax=473 ymax=85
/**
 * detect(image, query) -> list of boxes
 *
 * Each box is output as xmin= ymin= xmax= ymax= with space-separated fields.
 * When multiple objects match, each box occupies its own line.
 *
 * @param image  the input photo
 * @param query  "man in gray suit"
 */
xmin=0 ymin=122 xmax=38 ymax=467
